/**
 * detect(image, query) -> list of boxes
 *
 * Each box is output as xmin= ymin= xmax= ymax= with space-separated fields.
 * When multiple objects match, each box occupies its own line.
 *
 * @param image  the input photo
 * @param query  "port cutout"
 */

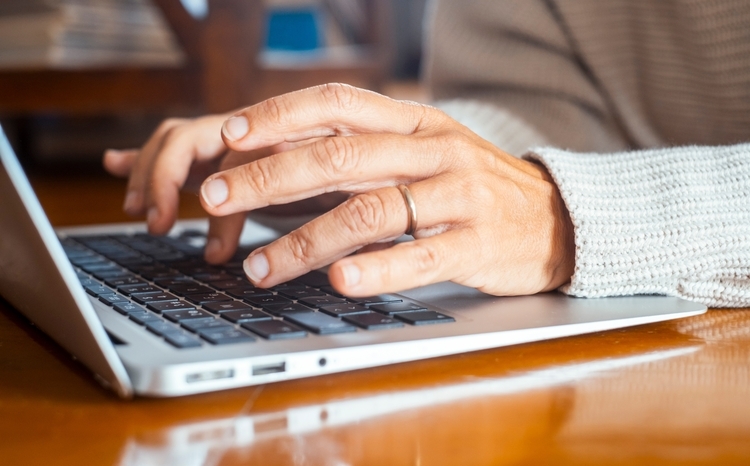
xmin=185 ymin=369 xmax=235 ymax=383
xmin=252 ymin=362 xmax=286 ymax=376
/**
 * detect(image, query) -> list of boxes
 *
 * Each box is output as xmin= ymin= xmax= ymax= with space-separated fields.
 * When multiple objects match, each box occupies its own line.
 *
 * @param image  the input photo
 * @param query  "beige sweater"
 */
xmin=424 ymin=0 xmax=750 ymax=307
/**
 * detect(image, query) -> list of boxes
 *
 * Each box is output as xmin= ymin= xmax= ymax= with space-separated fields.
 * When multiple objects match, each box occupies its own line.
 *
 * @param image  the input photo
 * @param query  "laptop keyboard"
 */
xmin=61 ymin=232 xmax=455 ymax=349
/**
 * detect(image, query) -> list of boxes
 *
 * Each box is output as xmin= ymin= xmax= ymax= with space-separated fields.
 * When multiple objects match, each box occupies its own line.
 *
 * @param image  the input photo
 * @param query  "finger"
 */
xmin=103 ymin=149 xmax=138 ymax=178
xmin=204 ymin=213 xmax=246 ymax=264
xmin=220 ymin=83 xmax=436 ymax=150
xmin=199 ymin=133 xmax=451 ymax=217
xmin=145 ymin=117 xmax=230 ymax=234
xmin=240 ymin=176 xmax=469 ymax=287
xmin=328 ymin=229 xmax=470 ymax=297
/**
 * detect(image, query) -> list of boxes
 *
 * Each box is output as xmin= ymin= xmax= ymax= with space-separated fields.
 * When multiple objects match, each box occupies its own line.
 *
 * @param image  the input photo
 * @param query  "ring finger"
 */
xmin=242 ymin=174 xmax=471 ymax=287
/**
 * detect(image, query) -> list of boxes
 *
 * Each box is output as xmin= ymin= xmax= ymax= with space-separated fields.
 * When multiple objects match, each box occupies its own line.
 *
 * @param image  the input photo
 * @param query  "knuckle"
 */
xmin=285 ymin=231 xmax=315 ymax=268
xmin=462 ymin=173 xmax=497 ymax=207
xmin=239 ymin=157 xmax=278 ymax=197
xmin=314 ymin=137 xmax=359 ymax=177
xmin=258 ymin=96 xmax=291 ymax=127
xmin=319 ymin=83 xmax=362 ymax=112
xmin=339 ymin=193 xmax=388 ymax=238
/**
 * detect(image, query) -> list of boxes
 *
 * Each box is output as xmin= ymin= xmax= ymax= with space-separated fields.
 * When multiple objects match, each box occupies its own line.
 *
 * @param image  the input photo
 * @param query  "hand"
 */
xmin=102 ymin=114 xmax=346 ymax=263
xmin=199 ymin=84 xmax=575 ymax=296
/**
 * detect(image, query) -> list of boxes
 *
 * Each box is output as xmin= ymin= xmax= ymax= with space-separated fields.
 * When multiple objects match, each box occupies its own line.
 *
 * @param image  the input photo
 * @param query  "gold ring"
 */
xmin=397 ymin=184 xmax=417 ymax=236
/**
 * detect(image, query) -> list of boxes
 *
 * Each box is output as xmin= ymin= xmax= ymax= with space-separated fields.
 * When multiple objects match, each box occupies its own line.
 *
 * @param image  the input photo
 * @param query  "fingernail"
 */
xmin=147 ymin=206 xmax=159 ymax=227
xmin=123 ymin=190 xmax=139 ymax=212
xmin=244 ymin=252 xmax=269 ymax=283
xmin=202 ymin=177 xmax=228 ymax=207
xmin=205 ymin=237 xmax=222 ymax=259
xmin=341 ymin=263 xmax=361 ymax=288
xmin=222 ymin=116 xmax=249 ymax=141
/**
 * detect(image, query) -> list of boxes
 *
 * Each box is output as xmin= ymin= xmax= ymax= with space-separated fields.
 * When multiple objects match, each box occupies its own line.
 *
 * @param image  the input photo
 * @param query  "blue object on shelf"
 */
xmin=265 ymin=8 xmax=323 ymax=51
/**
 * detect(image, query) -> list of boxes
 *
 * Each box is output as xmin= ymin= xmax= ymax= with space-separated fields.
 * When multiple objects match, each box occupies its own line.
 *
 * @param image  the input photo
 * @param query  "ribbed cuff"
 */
xmin=525 ymin=144 xmax=750 ymax=308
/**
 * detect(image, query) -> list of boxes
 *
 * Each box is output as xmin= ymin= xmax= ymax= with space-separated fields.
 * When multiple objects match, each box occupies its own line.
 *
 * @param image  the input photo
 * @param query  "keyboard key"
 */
xmin=226 ymin=287 xmax=273 ymax=300
xmin=193 ymin=272 xmax=237 ymax=282
xmin=162 ymin=309 xmax=214 ymax=323
xmin=395 ymin=311 xmax=455 ymax=326
xmin=319 ymin=303 xmax=369 ymax=317
xmin=184 ymin=292 xmax=232 ymax=305
xmin=118 ymin=284 xmax=161 ymax=296
xmin=164 ymin=333 xmax=202 ymax=348
xmin=241 ymin=320 xmax=307 ymax=340
xmin=298 ymin=295 xmax=348 ymax=308
xmin=343 ymin=312 xmax=405 ymax=330
xmin=246 ymin=295 xmax=293 ymax=308
xmin=198 ymin=327 xmax=256 ymax=345
xmin=370 ymin=302 xmax=427 ymax=315
xmin=294 ymin=271 xmax=330 ymax=287
xmin=84 ymin=285 xmax=112 ymax=297
xmin=93 ymin=270 xmax=132 ymax=280
xmin=98 ymin=294 xmax=129 ymax=306
xmin=113 ymin=302 xmax=146 ymax=315
xmin=145 ymin=320 xmax=184 ymax=337
xmin=279 ymin=288 xmax=327 ymax=300
xmin=147 ymin=300 xmax=196 ymax=313
xmin=168 ymin=284 xmax=214 ymax=296
xmin=79 ymin=278 xmax=98 ymax=288
xmin=79 ymin=262 xmax=119 ymax=273
xmin=263 ymin=302 xmax=315 ymax=316
xmin=203 ymin=301 xmax=253 ymax=313
xmin=209 ymin=279 xmax=248 ymax=291
xmin=220 ymin=309 xmax=272 ymax=323
xmin=131 ymin=291 xmax=179 ymax=304
xmin=181 ymin=318 xmax=233 ymax=333
xmin=128 ymin=311 xmax=162 ymax=325
xmin=153 ymin=277 xmax=195 ymax=288
xmin=282 ymin=312 xmax=357 ymax=335
xmin=105 ymin=276 xmax=145 ymax=288
xmin=349 ymin=295 xmax=403 ymax=306
xmin=319 ymin=286 xmax=345 ymax=298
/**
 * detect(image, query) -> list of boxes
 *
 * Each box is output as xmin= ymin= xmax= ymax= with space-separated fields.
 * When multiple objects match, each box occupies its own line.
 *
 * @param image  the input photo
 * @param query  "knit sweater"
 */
xmin=424 ymin=0 xmax=750 ymax=307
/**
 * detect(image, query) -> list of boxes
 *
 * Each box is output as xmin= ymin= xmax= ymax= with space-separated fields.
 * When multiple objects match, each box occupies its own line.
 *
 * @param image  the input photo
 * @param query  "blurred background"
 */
xmin=0 ymin=0 xmax=427 ymax=189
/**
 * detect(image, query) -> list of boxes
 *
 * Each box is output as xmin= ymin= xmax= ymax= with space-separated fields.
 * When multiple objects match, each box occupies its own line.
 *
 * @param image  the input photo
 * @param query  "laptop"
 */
xmin=0 ymin=126 xmax=707 ymax=398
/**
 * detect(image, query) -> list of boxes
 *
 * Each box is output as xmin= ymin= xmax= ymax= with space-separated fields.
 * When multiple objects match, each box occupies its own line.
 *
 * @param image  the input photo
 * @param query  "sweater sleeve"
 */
xmin=525 ymin=145 xmax=750 ymax=308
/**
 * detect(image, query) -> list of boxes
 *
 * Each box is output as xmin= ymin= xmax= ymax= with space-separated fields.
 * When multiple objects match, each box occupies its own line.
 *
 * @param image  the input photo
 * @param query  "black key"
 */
xmin=184 ymin=292 xmax=232 ymax=305
xmin=79 ymin=262 xmax=119 ymax=273
xmin=262 ymin=302 xmax=315 ymax=316
xmin=153 ymin=277 xmax=195 ymax=288
xmin=298 ymin=295 xmax=348 ymax=308
xmin=162 ymin=308 xmax=214 ymax=323
xmin=105 ymin=276 xmax=145 ymax=288
xmin=369 ymin=301 xmax=427 ymax=315
xmin=203 ymin=301 xmax=254 ymax=313
xmin=69 ymin=255 xmax=107 ymax=266
xmin=181 ymin=318 xmax=233 ymax=333
xmin=113 ymin=302 xmax=146 ymax=315
xmin=118 ymin=284 xmax=161 ymax=296
xmin=179 ymin=266 xmax=219 ymax=276
xmin=193 ymin=272 xmax=237 ymax=282
xmin=84 ymin=284 xmax=112 ymax=297
xmin=246 ymin=295 xmax=293 ymax=308
xmin=241 ymin=320 xmax=307 ymax=340
xmin=220 ymin=309 xmax=272 ymax=323
xmin=395 ymin=311 xmax=455 ymax=326
xmin=93 ymin=270 xmax=132 ymax=280
xmin=226 ymin=287 xmax=273 ymax=300
xmin=283 ymin=312 xmax=357 ymax=335
xmin=343 ymin=312 xmax=405 ymax=330
xmin=349 ymin=295 xmax=403 ymax=306
xmin=164 ymin=333 xmax=202 ymax=348
xmin=147 ymin=301 xmax=196 ymax=313
xmin=128 ymin=311 xmax=162 ymax=325
xmin=294 ymin=271 xmax=330 ymax=287
xmin=209 ymin=279 xmax=247 ymax=291
xmin=131 ymin=291 xmax=179 ymax=304
xmin=198 ymin=327 xmax=256 ymax=345
xmin=78 ymin=278 xmax=98 ymax=288
xmin=279 ymin=288 xmax=327 ymax=300
xmin=319 ymin=286 xmax=345 ymax=298
xmin=168 ymin=284 xmax=214 ymax=296
xmin=145 ymin=320 xmax=184 ymax=337
xmin=75 ymin=271 xmax=90 ymax=280
xmin=319 ymin=303 xmax=370 ymax=317
xmin=98 ymin=294 xmax=129 ymax=306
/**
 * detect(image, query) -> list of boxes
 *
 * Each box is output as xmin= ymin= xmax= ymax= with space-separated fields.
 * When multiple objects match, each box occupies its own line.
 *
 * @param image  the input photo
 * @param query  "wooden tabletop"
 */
xmin=1 ymin=169 xmax=749 ymax=465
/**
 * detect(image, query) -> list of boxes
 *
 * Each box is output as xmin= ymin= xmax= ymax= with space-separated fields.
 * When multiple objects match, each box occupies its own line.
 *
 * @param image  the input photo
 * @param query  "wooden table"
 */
xmin=1 ymin=170 xmax=749 ymax=465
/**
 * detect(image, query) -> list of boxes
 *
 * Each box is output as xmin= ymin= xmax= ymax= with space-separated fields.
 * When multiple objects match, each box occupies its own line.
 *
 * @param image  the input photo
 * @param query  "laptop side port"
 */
xmin=185 ymin=368 xmax=235 ymax=383
xmin=252 ymin=362 xmax=286 ymax=376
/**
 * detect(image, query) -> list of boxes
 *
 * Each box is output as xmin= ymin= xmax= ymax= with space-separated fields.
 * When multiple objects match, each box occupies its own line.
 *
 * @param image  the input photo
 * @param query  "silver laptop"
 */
xmin=0 ymin=126 xmax=706 ymax=398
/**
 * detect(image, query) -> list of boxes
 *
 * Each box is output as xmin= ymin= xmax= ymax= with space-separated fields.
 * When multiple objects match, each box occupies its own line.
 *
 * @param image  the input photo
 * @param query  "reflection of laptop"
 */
xmin=0 ymin=126 xmax=707 ymax=398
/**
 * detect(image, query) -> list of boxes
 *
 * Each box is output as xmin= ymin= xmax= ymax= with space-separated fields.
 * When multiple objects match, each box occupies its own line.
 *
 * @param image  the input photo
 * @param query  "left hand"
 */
xmin=199 ymin=84 xmax=575 ymax=297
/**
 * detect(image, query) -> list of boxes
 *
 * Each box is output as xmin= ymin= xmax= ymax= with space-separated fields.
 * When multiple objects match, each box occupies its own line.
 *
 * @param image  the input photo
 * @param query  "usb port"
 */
xmin=252 ymin=362 xmax=286 ymax=376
